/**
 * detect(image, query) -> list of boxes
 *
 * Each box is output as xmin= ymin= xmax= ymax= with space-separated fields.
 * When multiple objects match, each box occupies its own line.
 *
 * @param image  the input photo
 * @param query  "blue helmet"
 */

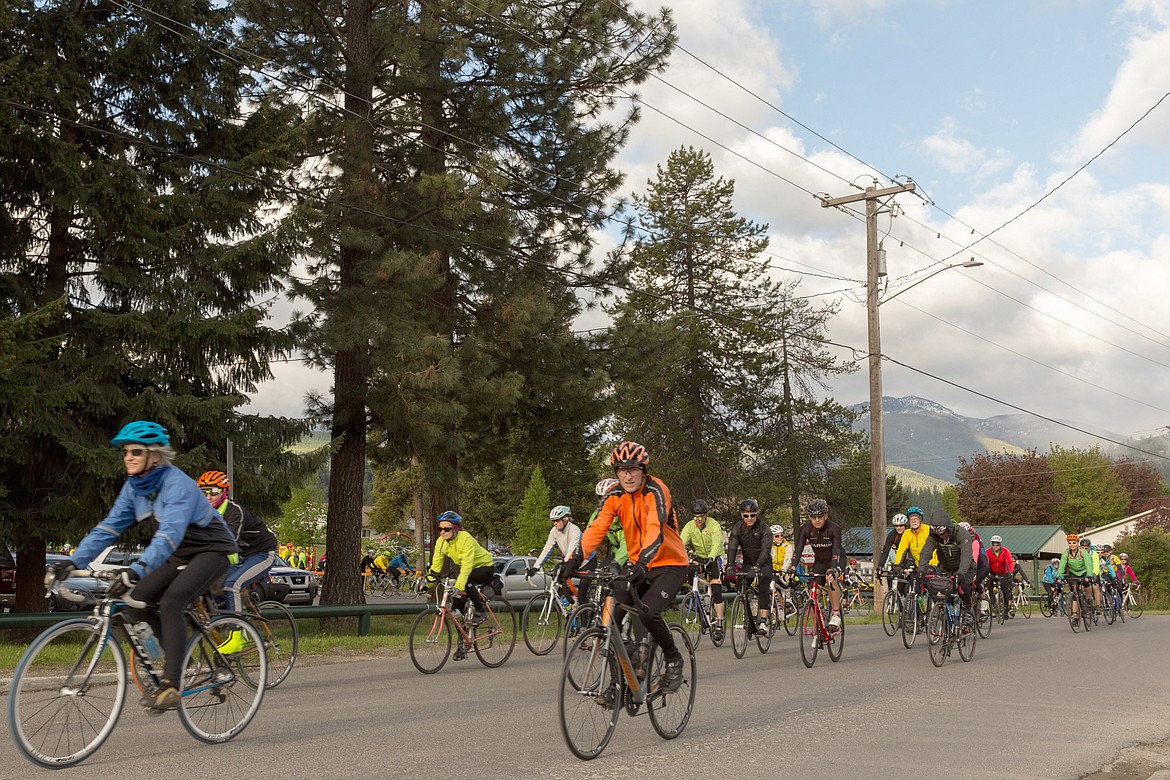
xmin=110 ymin=420 xmax=170 ymax=448
xmin=905 ymin=506 xmax=924 ymax=518
xmin=436 ymin=511 xmax=462 ymax=527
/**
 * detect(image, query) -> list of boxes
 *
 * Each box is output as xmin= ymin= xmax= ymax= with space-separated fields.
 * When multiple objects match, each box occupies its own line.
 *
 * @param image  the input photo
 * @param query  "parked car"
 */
xmin=87 ymin=545 xmax=144 ymax=573
xmin=252 ymin=564 xmax=318 ymax=605
xmin=492 ymin=555 xmax=552 ymax=601
xmin=44 ymin=553 xmax=109 ymax=611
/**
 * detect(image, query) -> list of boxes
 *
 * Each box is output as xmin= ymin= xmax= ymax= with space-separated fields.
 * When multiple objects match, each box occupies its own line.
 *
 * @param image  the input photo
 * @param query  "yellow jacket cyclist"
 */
xmin=428 ymin=511 xmax=494 ymax=620
xmin=894 ymin=509 xmax=938 ymax=569
xmin=680 ymin=499 xmax=726 ymax=636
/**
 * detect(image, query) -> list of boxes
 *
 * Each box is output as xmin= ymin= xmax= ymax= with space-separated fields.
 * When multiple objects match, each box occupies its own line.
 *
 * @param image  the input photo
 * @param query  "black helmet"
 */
xmin=739 ymin=498 xmax=758 ymax=513
xmin=692 ymin=499 xmax=709 ymax=514
xmin=806 ymin=498 xmax=828 ymax=517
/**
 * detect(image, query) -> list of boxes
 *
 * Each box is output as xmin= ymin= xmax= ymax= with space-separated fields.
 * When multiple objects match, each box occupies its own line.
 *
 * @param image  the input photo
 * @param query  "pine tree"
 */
xmin=0 ymin=0 xmax=313 ymax=611
xmin=238 ymin=0 xmax=676 ymax=601
xmin=512 ymin=466 xmax=550 ymax=556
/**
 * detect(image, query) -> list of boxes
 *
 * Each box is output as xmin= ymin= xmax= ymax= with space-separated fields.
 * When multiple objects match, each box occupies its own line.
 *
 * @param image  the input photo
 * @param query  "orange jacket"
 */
xmin=579 ymin=475 xmax=687 ymax=569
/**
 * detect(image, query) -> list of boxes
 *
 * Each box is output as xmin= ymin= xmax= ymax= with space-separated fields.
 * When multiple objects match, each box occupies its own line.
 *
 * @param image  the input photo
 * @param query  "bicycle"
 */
xmin=1010 ymin=581 xmax=1033 ymax=619
xmin=523 ymin=562 xmax=590 ymax=655
xmin=988 ymin=575 xmax=1011 ymax=625
xmin=728 ymin=567 xmax=772 ymax=658
xmin=841 ymin=581 xmax=871 ymax=616
xmin=8 ymin=570 xmax=267 ymax=768
xmin=131 ymin=587 xmax=298 ymax=691
xmin=1039 ymin=583 xmax=1062 ymax=618
xmin=394 ymin=568 xmax=423 ymax=598
xmin=970 ymin=580 xmax=993 ymax=639
xmin=1065 ymin=578 xmax=1094 ymax=634
xmin=1123 ymin=584 xmax=1144 ymax=618
xmin=408 ymin=576 xmax=516 ymax=673
xmin=767 ymin=573 xmax=800 ymax=638
xmin=923 ymin=573 xmax=976 ymax=667
xmin=900 ymin=570 xmax=928 ymax=650
xmin=680 ymin=557 xmax=725 ymax=647
xmin=879 ymin=568 xmax=908 ymax=638
xmin=797 ymin=569 xmax=844 ymax=668
xmin=558 ymin=568 xmax=697 ymax=760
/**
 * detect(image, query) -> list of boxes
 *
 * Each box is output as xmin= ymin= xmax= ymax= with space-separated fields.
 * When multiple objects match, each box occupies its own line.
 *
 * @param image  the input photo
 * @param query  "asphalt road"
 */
xmin=2 ymin=613 xmax=1167 ymax=779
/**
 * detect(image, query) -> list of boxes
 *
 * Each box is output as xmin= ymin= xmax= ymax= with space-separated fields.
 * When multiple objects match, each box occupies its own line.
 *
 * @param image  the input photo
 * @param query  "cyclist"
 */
xmin=985 ymin=535 xmax=1014 ymax=622
xmin=770 ymin=525 xmax=796 ymax=620
xmin=917 ymin=510 xmax=975 ymax=607
xmin=680 ymin=498 xmax=726 ymax=640
xmin=1055 ymin=533 xmax=1095 ymax=619
xmin=426 ymin=511 xmax=494 ymax=631
xmin=1040 ymin=557 xmax=1061 ymax=612
xmin=957 ymin=521 xmax=990 ymax=615
xmin=893 ymin=506 xmax=936 ymax=574
xmin=387 ymin=548 xmax=414 ymax=587
xmin=359 ymin=549 xmax=377 ymax=574
xmin=196 ymin=470 xmax=279 ymax=654
xmin=878 ymin=513 xmax=909 ymax=591
xmin=44 ymin=421 xmax=239 ymax=711
xmin=1080 ymin=537 xmax=1103 ymax=610
xmin=562 ymin=442 xmax=688 ymax=692
xmin=789 ymin=498 xmax=844 ymax=630
xmin=725 ymin=498 xmax=773 ymax=632
xmin=529 ymin=505 xmax=588 ymax=603
xmin=1117 ymin=552 xmax=1140 ymax=590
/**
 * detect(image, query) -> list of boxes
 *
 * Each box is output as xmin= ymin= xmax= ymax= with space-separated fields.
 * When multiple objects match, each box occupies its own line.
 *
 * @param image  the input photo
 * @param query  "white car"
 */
xmin=492 ymin=556 xmax=554 ymax=601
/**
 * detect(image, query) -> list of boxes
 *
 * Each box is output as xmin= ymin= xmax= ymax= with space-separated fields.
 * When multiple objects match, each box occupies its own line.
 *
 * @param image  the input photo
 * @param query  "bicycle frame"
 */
xmin=427 ymin=578 xmax=504 ymax=647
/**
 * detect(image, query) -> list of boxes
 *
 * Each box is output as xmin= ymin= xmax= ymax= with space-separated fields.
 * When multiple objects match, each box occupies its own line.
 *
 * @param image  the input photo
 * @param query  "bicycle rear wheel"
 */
xmin=559 ymin=628 xmax=621 ymax=760
xmin=474 ymin=596 xmax=516 ymax=668
xmin=958 ymin=608 xmax=977 ymax=661
xmin=927 ymin=603 xmax=947 ymax=668
xmin=254 ymin=601 xmax=298 ymax=688
xmin=8 ymin=618 xmax=127 ymax=768
xmin=1039 ymin=593 xmax=1054 ymax=618
xmin=798 ymin=602 xmax=819 ymax=668
xmin=729 ymin=595 xmax=748 ymax=659
xmin=881 ymin=591 xmax=898 ymax=637
xmin=647 ymin=624 xmax=696 ymax=740
xmin=180 ymin=616 xmax=267 ymax=744
xmin=522 ymin=593 xmax=563 ymax=656
xmin=409 ymin=608 xmax=452 ymax=673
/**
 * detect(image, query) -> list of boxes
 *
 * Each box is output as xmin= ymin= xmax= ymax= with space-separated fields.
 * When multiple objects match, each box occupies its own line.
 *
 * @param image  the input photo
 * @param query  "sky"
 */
xmin=247 ymin=0 xmax=1170 ymax=452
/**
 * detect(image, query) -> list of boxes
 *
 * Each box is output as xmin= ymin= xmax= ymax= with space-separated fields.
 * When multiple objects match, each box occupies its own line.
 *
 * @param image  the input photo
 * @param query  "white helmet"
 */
xmin=549 ymin=506 xmax=572 ymax=521
xmin=594 ymin=478 xmax=619 ymax=496
xmin=958 ymin=521 xmax=972 ymax=531
xmin=990 ymin=534 xmax=1002 ymax=544
xmin=892 ymin=513 xmax=908 ymax=527
xmin=770 ymin=525 xmax=785 ymax=536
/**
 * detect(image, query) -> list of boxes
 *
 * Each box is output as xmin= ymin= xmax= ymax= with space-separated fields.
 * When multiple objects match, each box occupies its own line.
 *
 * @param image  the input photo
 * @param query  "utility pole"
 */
xmin=820 ymin=181 xmax=916 ymax=598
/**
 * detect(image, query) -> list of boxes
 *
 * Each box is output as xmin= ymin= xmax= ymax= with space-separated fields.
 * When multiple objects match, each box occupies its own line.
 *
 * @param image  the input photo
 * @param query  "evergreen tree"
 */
xmin=511 ymin=466 xmax=550 ymax=556
xmin=0 ymin=0 xmax=312 ymax=611
xmin=238 ymin=0 xmax=675 ymax=604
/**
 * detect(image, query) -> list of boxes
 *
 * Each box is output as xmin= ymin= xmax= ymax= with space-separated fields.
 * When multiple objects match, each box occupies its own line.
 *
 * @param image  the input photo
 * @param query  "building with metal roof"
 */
xmin=1078 ymin=510 xmax=1152 ymax=548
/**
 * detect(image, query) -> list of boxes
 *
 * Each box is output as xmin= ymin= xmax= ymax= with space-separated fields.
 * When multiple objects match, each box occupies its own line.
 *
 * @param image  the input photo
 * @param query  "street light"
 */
xmin=879 ymin=259 xmax=983 ymax=306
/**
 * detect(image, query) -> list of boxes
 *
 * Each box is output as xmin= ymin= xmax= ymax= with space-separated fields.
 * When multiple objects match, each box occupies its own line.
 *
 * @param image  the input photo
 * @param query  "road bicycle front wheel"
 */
xmin=1125 ymin=590 xmax=1144 ymax=618
xmin=647 ymin=624 xmax=696 ymax=740
xmin=559 ymin=628 xmax=621 ymax=761
xmin=8 ymin=618 xmax=127 ymax=768
xmin=901 ymin=597 xmax=919 ymax=649
xmin=826 ymin=608 xmax=844 ymax=662
xmin=729 ymin=595 xmax=749 ymax=659
xmin=852 ymin=591 xmax=871 ymax=617
xmin=680 ymin=591 xmax=703 ymax=647
xmin=798 ymin=602 xmax=819 ymax=668
xmin=254 ymin=601 xmax=299 ymax=688
xmin=881 ymin=591 xmax=898 ymax=637
xmin=958 ymin=608 xmax=977 ymax=662
xmin=756 ymin=605 xmax=772 ymax=655
xmin=1068 ymin=598 xmax=1082 ymax=633
xmin=1039 ymin=593 xmax=1054 ymax=618
xmin=522 ymin=592 xmax=563 ymax=656
xmin=474 ymin=597 xmax=517 ymax=668
xmin=409 ymin=608 xmax=452 ymax=673
xmin=976 ymin=595 xmax=993 ymax=639
xmin=927 ymin=603 xmax=947 ymax=668
xmin=180 ymin=616 xmax=267 ymax=744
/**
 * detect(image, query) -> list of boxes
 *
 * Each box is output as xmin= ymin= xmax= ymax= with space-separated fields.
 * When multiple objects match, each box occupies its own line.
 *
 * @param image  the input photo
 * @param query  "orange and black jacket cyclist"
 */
xmin=564 ymin=442 xmax=688 ymax=683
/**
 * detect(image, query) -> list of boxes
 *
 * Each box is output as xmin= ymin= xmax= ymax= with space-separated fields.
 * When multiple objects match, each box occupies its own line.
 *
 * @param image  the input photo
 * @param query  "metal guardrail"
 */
xmin=0 ymin=598 xmax=533 ymax=637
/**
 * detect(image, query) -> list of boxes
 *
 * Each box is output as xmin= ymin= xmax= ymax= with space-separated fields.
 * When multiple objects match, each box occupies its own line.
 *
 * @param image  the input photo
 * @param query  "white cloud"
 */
xmin=921 ymin=117 xmax=1012 ymax=176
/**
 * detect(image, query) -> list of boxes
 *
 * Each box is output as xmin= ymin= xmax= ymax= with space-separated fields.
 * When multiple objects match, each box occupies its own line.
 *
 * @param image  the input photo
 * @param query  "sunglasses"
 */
xmin=742 ymin=513 xmax=757 ymax=519
xmin=438 ymin=526 xmax=456 ymax=533
xmin=773 ymin=534 xmax=783 ymax=539
xmin=120 ymin=446 xmax=148 ymax=457
xmin=201 ymin=487 xmax=224 ymax=497
xmin=991 ymin=542 xmax=1001 ymax=546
